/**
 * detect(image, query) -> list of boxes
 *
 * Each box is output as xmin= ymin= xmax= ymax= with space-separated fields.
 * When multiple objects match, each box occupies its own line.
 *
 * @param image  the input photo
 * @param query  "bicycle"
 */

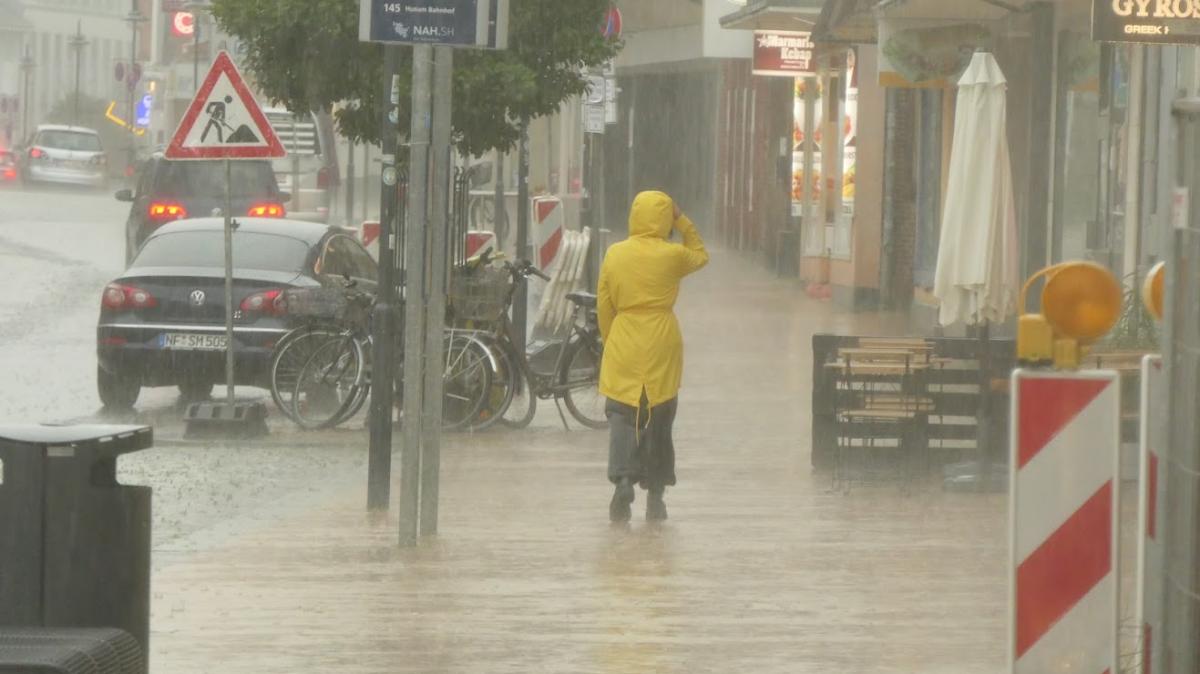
xmin=270 ymin=282 xmax=496 ymax=430
xmin=451 ymin=253 xmax=607 ymax=430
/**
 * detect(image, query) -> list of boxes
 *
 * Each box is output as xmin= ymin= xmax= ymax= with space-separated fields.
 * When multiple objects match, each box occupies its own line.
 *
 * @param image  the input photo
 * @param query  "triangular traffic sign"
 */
xmin=165 ymin=51 xmax=286 ymax=160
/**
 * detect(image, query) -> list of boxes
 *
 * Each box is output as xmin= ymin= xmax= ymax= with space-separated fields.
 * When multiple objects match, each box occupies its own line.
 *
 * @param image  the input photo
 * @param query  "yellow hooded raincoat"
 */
xmin=597 ymin=191 xmax=709 ymax=408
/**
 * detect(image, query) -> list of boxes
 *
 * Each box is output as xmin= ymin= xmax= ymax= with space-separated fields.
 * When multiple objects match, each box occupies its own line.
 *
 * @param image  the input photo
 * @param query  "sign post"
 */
xmin=166 ymin=51 xmax=286 ymax=434
xmin=359 ymin=0 xmax=508 ymax=544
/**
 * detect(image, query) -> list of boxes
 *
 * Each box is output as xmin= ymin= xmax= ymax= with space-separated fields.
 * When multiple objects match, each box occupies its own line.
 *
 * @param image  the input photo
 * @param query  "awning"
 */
xmin=812 ymin=0 xmax=1048 ymax=44
xmin=812 ymin=0 xmax=879 ymax=44
xmin=719 ymin=0 xmax=824 ymax=31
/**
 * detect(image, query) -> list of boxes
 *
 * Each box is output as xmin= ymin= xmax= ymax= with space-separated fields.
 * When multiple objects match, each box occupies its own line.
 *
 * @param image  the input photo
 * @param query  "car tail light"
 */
xmin=317 ymin=166 xmax=332 ymax=190
xmin=148 ymin=201 xmax=187 ymax=222
xmin=2 ymin=168 xmax=14 ymax=180
xmin=102 ymin=283 xmax=157 ymax=311
xmin=29 ymin=147 xmax=44 ymax=160
xmin=100 ymin=336 xmax=128 ymax=346
xmin=248 ymin=202 xmax=286 ymax=217
xmin=240 ymin=289 xmax=287 ymax=317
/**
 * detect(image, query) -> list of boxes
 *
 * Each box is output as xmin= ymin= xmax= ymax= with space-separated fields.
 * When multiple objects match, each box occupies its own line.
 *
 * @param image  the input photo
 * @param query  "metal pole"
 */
xmin=420 ymin=45 xmax=452 ymax=536
xmin=493 ymin=151 xmax=506 ymax=248
xmin=400 ymin=43 xmax=433 ymax=546
xmin=512 ymin=118 xmax=530 ymax=354
xmin=127 ymin=1 xmax=144 ymax=180
xmin=20 ymin=47 xmax=33 ymax=144
xmin=70 ymin=22 xmax=86 ymax=127
xmin=223 ymin=157 xmax=235 ymax=404
xmin=1162 ymin=97 xmax=1200 ymax=673
xmin=367 ymin=46 xmax=400 ymax=512
xmin=346 ymin=141 xmax=356 ymax=227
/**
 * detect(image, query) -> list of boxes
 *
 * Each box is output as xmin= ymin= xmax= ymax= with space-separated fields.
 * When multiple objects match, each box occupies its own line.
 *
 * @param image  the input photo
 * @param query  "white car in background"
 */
xmin=264 ymin=108 xmax=339 ymax=223
xmin=20 ymin=124 xmax=108 ymax=189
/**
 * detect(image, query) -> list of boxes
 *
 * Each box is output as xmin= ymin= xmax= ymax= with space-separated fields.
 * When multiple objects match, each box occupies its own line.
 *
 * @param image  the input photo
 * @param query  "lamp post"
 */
xmin=68 ymin=22 xmax=89 ymax=127
xmin=125 ymin=0 xmax=146 ymax=178
xmin=18 ymin=46 xmax=34 ymax=144
xmin=185 ymin=1 xmax=211 ymax=94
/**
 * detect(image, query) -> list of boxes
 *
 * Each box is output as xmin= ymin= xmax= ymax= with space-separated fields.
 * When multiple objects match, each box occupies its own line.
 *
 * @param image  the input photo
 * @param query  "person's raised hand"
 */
xmin=672 ymin=201 xmax=682 ymax=222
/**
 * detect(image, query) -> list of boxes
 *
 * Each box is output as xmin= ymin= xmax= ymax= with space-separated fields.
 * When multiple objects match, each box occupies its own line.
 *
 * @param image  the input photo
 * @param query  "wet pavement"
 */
xmin=136 ymin=249 xmax=1014 ymax=674
xmin=0 ymin=187 xmax=1047 ymax=671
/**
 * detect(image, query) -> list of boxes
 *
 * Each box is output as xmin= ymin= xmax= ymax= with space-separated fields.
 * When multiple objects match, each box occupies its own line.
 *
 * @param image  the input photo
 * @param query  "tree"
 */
xmin=212 ymin=0 xmax=620 ymax=156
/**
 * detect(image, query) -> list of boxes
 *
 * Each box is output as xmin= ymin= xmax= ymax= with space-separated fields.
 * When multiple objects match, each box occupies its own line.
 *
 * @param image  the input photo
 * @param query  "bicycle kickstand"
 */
xmin=552 ymin=398 xmax=571 ymax=431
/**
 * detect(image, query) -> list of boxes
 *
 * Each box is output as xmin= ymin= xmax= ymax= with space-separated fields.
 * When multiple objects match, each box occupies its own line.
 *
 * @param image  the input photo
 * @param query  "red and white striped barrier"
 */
xmin=1010 ymin=369 xmax=1120 ymax=674
xmin=465 ymin=230 xmax=497 ymax=260
xmin=1138 ymin=355 xmax=1165 ymax=674
xmin=361 ymin=220 xmax=381 ymax=260
xmin=532 ymin=196 xmax=565 ymax=271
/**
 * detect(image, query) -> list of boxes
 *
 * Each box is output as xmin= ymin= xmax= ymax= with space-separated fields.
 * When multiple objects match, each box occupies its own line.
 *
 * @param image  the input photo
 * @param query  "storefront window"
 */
xmin=1052 ymin=30 xmax=1102 ymax=263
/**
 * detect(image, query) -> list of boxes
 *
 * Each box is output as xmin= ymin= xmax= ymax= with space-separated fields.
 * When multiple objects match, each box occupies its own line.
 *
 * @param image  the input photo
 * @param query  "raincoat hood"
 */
xmin=628 ymin=191 xmax=675 ymax=239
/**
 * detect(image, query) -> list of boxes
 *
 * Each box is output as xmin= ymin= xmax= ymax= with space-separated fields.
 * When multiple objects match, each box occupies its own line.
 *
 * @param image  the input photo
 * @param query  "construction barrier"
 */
xmin=361 ymin=220 xmax=381 ymax=260
xmin=1138 ymin=354 xmax=1165 ymax=674
xmin=1009 ymin=369 xmax=1120 ymax=674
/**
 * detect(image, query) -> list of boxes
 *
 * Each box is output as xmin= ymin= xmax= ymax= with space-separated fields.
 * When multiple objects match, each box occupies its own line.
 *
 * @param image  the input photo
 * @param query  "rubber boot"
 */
xmin=646 ymin=486 xmax=667 ymax=521
xmin=610 ymin=478 xmax=634 ymax=523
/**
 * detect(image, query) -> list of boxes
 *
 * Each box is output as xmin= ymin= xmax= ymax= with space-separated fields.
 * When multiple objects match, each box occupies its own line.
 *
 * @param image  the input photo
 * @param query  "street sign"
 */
xmin=358 ymin=0 xmax=509 ymax=49
xmin=165 ymin=51 xmax=285 ymax=160
xmin=584 ymin=104 xmax=605 ymax=134
xmin=135 ymin=94 xmax=153 ymax=128
xmin=601 ymin=6 xmax=622 ymax=39
xmin=585 ymin=75 xmax=605 ymax=105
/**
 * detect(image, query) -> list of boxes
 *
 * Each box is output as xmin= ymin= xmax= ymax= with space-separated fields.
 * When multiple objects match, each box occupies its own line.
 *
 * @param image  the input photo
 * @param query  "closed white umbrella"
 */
xmin=933 ymin=51 xmax=1019 ymax=327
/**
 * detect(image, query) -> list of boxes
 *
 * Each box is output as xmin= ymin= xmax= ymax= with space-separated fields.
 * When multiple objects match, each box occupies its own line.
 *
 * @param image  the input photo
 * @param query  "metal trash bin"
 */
xmin=0 ymin=424 xmax=152 ymax=671
xmin=0 ymin=627 xmax=143 ymax=673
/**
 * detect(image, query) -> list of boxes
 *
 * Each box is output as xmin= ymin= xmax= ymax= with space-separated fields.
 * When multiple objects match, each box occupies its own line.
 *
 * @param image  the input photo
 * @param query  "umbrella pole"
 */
xmin=976 ymin=320 xmax=992 ymax=491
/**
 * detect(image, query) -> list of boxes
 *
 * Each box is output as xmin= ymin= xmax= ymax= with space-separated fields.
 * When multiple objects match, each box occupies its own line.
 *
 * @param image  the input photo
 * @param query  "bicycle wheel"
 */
xmin=291 ymin=335 xmax=366 ymax=430
xmin=269 ymin=326 xmax=342 ymax=423
xmin=560 ymin=334 xmax=607 ymax=430
xmin=498 ymin=341 xmax=537 ymax=429
xmin=468 ymin=337 xmax=516 ymax=432
xmin=440 ymin=333 xmax=493 ymax=431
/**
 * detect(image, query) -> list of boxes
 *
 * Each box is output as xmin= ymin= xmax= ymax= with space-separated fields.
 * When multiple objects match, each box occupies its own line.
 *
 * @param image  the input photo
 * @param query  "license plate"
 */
xmin=160 ymin=333 xmax=228 ymax=351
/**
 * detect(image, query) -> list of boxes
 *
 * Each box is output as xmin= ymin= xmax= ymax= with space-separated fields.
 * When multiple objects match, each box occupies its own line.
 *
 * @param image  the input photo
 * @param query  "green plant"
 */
xmin=211 ymin=0 xmax=621 ymax=156
xmin=1102 ymin=272 xmax=1159 ymax=351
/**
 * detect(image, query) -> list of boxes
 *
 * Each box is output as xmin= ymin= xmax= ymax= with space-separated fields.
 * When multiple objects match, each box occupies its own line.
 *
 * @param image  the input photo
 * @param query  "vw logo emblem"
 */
xmin=189 ymin=290 xmax=207 ymax=307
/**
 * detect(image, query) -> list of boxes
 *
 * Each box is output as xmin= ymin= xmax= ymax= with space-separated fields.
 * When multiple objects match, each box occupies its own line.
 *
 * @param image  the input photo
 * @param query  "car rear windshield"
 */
xmin=133 ymin=230 xmax=310 ymax=273
xmin=36 ymin=130 xmax=102 ymax=152
xmin=155 ymin=160 xmax=277 ymax=199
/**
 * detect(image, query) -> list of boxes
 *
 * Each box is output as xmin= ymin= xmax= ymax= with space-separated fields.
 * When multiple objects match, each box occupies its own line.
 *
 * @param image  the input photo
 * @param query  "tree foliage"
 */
xmin=212 ymin=0 xmax=619 ymax=156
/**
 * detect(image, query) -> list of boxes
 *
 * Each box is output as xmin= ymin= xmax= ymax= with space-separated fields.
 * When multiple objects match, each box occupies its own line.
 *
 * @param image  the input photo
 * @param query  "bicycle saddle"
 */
xmin=566 ymin=292 xmax=597 ymax=309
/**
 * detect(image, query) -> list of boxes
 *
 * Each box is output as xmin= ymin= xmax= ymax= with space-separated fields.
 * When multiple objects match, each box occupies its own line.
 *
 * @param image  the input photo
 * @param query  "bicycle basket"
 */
xmin=449 ymin=266 xmax=512 ymax=322
xmin=284 ymin=287 xmax=349 ymax=321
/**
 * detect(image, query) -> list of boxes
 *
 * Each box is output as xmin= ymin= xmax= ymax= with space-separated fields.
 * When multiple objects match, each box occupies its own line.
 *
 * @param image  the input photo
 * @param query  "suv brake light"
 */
xmin=240 ymin=289 xmax=287 ymax=317
xmin=102 ymin=283 xmax=157 ymax=311
xmin=248 ymin=202 xmax=285 ymax=217
xmin=148 ymin=201 xmax=187 ymax=222
xmin=29 ymin=147 xmax=44 ymax=159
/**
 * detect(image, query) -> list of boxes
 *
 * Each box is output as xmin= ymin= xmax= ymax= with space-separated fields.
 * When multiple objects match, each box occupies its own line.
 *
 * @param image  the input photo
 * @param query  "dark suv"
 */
xmin=116 ymin=155 xmax=289 ymax=263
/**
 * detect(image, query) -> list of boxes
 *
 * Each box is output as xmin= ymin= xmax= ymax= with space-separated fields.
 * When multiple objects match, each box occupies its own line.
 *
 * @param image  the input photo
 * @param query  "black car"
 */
xmin=96 ymin=217 xmax=378 ymax=409
xmin=115 ymin=155 xmax=289 ymax=264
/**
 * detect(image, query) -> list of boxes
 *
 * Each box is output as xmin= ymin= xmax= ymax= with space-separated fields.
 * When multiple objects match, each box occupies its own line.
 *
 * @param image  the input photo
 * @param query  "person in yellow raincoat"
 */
xmin=597 ymin=190 xmax=708 ymax=522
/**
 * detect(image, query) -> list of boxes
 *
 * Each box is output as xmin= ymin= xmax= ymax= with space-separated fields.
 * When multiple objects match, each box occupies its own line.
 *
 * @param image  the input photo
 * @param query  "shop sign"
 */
xmin=753 ymin=31 xmax=816 ymax=78
xmin=1093 ymin=0 xmax=1200 ymax=44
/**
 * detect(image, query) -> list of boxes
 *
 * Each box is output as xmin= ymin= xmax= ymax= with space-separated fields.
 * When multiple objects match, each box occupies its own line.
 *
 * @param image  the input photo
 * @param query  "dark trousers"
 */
xmin=606 ymin=395 xmax=678 ymax=489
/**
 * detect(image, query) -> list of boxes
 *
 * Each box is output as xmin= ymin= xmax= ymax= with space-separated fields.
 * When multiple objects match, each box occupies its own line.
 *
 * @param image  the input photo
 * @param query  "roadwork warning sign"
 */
xmin=166 ymin=51 xmax=285 ymax=160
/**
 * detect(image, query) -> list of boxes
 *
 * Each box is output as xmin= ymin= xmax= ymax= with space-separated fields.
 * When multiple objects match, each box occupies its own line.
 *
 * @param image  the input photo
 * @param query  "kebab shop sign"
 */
xmin=753 ymin=31 xmax=817 ymax=77
xmin=1094 ymin=0 xmax=1200 ymax=44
